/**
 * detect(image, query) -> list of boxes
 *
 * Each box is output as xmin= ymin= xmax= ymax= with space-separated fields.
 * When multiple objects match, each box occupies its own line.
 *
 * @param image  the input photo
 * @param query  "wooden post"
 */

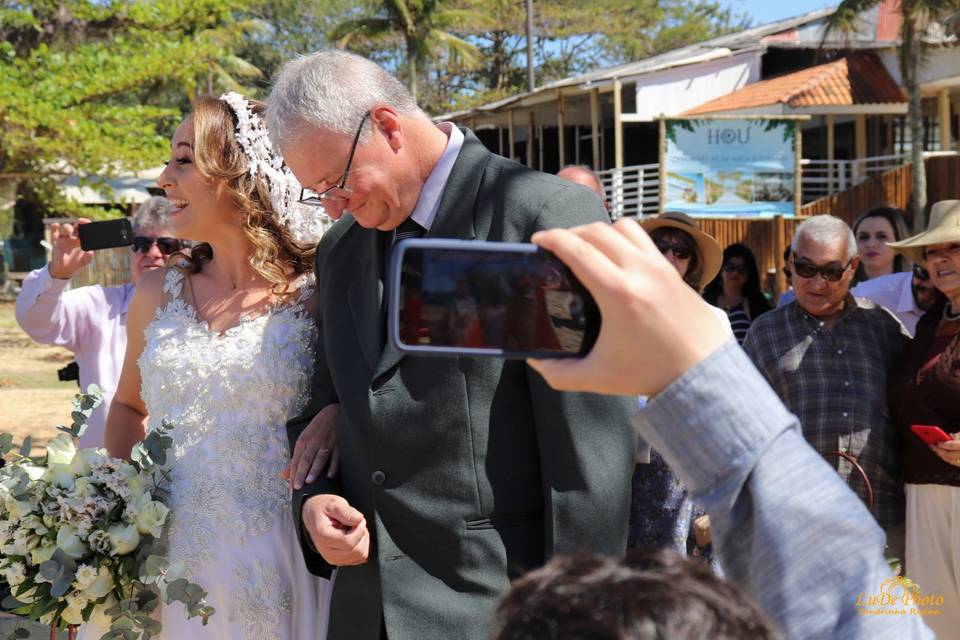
xmin=658 ymin=118 xmax=666 ymax=214
xmin=507 ymin=110 xmax=515 ymax=161
xmin=527 ymin=110 xmax=535 ymax=167
xmin=613 ymin=78 xmax=624 ymax=170
xmin=574 ymin=124 xmax=580 ymax=164
xmin=826 ymin=114 xmax=835 ymax=194
xmin=854 ymin=114 xmax=867 ymax=182
xmin=774 ymin=214 xmax=786 ymax=297
xmin=469 ymin=116 xmax=477 ymax=132
xmin=538 ymin=124 xmax=544 ymax=171
xmin=557 ymin=93 xmax=566 ymax=168
xmin=498 ymin=125 xmax=504 ymax=157
xmin=795 ymin=124 xmax=803 ymax=215
xmin=939 ymin=89 xmax=952 ymax=151
xmin=590 ymin=89 xmax=600 ymax=169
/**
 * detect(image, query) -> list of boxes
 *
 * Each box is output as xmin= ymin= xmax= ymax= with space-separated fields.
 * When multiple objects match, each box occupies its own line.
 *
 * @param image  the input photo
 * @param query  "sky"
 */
xmin=727 ymin=0 xmax=838 ymax=26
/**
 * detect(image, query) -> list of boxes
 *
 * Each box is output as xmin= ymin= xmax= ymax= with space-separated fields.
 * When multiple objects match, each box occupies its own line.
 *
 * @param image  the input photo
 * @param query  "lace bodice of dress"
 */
xmin=138 ymin=268 xmax=316 ymax=570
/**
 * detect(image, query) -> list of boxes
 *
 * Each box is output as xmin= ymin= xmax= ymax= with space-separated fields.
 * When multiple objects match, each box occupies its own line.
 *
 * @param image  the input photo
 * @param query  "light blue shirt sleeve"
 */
xmin=635 ymin=340 xmax=933 ymax=640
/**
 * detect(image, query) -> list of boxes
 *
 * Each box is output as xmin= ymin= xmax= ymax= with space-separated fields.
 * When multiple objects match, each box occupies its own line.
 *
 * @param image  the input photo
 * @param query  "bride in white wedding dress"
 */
xmin=82 ymin=93 xmax=333 ymax=640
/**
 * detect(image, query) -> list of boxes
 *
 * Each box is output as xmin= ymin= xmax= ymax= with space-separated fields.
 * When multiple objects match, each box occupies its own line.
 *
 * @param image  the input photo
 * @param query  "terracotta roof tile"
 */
xmin=683 ymin=53 xmax=905 ymax=115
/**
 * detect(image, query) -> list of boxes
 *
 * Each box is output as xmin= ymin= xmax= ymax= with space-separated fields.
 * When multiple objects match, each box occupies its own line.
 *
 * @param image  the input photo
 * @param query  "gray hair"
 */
xmin=132 ymin=196 xmax=174 ymax=234
xmin=791 ymin=214 xmax=857 ymax=261
xmin=267 ymin=50 xmax=429 ymax=151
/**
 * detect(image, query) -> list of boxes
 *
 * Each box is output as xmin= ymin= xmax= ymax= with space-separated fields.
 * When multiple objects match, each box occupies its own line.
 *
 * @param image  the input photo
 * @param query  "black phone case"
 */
xmin=78 ymin=218 xmax=134 ymax=251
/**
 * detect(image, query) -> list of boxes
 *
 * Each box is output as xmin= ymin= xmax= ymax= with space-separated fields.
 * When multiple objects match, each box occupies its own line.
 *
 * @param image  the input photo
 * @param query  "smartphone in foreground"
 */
xmin=388 ymin=238 xmax=600 ymax=359
xmin=78 ymin=218 xmax=134 ymax=251
xmin=911 ymin=424 xmax=953 ymax=445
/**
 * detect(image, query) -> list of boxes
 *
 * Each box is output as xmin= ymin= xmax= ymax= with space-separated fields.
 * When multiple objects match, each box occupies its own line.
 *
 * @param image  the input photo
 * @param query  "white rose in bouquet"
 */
xmin=107 ymin=522 xmax=140 ymax=555
xmin=89 ymin=594 xmax=118 ymax=628
xmin=46 ymin=464 xmax=76 ymax=490
xmin=61 ymin=602 xmax=86 ymax=626
xmin=1 ymin=560 xmax=26 ymax=586
xmin=83 ymin=565 xmax=114 ymax=599
xmin=56 ymin=524 xmax=88 ymax=559
xmin=5 ymin=494 xmax=36 ymax=520
xmin=134 ymin=493 xmax=170 ymax=538
xmin=22 ymin=464 xmax=46 ymax=481
xmin=45 ymin=434 xmax=76 ymax=466
xmin=30 ymin=543 xmax=56 ymax=566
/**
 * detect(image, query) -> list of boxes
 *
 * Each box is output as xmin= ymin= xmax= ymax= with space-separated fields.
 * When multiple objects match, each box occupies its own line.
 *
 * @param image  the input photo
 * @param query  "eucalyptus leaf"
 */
xmin=0 ymin=432 xmax=13 ymax=454
xmin=144 ymin=555 xmax=168 ymax=576
xmin=39 ymin=558 xmax=63 ymax=580
xmin=1 ymin=594 xmax=23 ymax=609
xmin=50 ymin=574 xmax=73 ymax=598
xmin=18 ymin=435 xmax=31 ymax=457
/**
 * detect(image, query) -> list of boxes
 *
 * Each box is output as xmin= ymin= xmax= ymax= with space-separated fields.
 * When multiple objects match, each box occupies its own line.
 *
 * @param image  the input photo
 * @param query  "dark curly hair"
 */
xmin=495 ymin=550 xmax=779 ymax=640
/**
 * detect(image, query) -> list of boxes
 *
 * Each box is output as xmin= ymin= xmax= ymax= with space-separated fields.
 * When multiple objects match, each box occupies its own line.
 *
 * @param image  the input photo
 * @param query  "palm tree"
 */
xmin=331 ymin=0 xmax=493 ymax=101
xmin=825 ymin=0 xmax=960 ymax=232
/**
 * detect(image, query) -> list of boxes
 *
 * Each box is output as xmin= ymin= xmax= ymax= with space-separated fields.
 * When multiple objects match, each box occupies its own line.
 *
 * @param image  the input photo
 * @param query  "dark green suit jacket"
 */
xmin=288 ymin=130 xmax=637 ymax=640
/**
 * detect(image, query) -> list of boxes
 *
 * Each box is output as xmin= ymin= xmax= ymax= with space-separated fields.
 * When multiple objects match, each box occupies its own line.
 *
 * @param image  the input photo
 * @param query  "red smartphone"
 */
xmin=911 ymin=425 xmax=953 ymax=445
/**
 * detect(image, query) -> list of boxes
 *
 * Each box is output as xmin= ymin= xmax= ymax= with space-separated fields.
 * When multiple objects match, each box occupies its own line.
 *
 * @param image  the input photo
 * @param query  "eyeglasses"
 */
xmin=298 ymin=111 xmax=371 ymax=207
xmin=791 ymin=257 xmax=853 ymax=282
xmin=655 ymin=239 xmax=692 ymax=260
xmin=723 ymin=263 xmax=747 ymax=274
xmin=132 ymin=236 xmax=182 ymax=255
xmin=913 ymin=264 xmax=930 ymax=281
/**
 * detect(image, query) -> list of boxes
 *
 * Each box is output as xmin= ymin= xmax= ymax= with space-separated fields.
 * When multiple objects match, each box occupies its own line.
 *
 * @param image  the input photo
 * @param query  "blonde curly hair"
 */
xmin=174 ymin=94 xmax=316 ymax=297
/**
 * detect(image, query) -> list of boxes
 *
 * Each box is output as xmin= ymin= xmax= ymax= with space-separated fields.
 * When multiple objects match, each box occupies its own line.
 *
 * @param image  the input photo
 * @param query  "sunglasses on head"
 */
xmin=791 ymin=257 xmax=852 ymax=282
xmin=655 ymin=239 xmax=692 ymax=260
xmin=913 ymin=264 xmax=930 ymax=281
xmin=723 ymin=263 xmax=747 ymax=274
xmin=132 ymin=236 xmax=182 ymax=255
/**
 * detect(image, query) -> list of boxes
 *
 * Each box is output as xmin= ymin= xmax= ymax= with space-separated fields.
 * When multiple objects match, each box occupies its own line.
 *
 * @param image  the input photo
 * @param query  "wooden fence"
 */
xmin=799 ymin=155 xmax=960 ymax=225
xmin=697 ymin=216 xmax=798 ymax=296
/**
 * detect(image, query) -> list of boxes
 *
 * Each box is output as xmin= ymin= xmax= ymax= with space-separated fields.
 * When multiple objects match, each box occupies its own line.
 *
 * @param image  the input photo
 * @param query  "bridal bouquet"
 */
xmin=0 ymin=386 xmax=214 ymax=639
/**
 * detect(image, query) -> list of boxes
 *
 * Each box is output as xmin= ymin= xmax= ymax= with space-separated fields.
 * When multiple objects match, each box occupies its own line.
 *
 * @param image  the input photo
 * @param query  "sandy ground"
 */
xmin=0 ymin=300 xmax=76 ymax=454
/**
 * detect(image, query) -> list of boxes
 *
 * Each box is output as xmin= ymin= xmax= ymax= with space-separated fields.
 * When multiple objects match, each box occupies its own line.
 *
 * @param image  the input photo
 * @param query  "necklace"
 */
xmin=944 ymin=304 xmax=960 ymax=322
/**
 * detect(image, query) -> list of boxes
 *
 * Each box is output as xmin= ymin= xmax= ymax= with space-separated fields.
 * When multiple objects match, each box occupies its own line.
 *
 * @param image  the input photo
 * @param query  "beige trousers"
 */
xmin=905 ymin=483 xmax=960 ymax=639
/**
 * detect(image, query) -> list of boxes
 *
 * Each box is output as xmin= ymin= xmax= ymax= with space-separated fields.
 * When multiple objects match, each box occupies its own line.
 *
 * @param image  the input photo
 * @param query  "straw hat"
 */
xmin=888 ymin=200 xmax=960 ymax=263
xmin=640 ymin=211 xmax=723 ymax=288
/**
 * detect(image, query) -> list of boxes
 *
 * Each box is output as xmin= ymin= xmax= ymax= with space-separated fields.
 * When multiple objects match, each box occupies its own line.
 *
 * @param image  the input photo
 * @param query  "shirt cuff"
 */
xmin=635 ymin=339 xmax=798 ymax=498
xmin=42 ymin=264 xmax=72 ymax=288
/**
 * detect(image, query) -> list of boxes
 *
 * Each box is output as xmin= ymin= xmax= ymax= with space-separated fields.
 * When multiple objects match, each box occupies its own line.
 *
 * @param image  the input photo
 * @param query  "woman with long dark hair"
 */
xmin=852 ymin=206 xmax=910 ymax=284
xmin=703 ymin=243 xmax=772 ymax=344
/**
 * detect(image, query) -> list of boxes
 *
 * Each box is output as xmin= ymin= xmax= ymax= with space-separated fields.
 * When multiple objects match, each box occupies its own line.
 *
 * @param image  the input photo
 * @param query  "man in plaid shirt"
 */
xmin=743 ymin=215 xmax=909 ymax=561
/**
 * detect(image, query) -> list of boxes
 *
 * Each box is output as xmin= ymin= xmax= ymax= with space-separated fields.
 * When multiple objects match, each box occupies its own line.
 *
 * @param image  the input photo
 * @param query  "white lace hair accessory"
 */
xmin=219 ymin=91 xmax=329 ymax=246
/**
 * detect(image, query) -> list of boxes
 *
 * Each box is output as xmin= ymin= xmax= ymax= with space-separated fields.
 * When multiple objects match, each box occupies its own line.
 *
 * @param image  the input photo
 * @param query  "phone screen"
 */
xmin=391 ymin=240 xmax=599 ymax=359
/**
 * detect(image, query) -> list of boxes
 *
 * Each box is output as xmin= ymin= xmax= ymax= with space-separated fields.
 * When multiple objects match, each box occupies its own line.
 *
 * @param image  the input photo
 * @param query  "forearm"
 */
xmin=14 ymin=266 xmax=79 ymax=347
xmin=637 ymin=341 xmax=932 ymax=639
xmin=104 ymin=401 xmax=147 ymax=459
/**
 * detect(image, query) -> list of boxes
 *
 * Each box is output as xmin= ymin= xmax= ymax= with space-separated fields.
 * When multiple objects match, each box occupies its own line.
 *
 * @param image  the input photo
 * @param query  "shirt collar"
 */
xmin=408 ymin=122 xmax=464 ymax=231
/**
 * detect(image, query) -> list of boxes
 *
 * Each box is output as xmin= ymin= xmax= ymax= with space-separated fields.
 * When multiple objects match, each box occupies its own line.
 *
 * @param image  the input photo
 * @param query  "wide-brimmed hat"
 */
xmin=888 ymin=200 xmax=960 ymax=263
xmin=640 ymin=211 xmax=723 ymax=288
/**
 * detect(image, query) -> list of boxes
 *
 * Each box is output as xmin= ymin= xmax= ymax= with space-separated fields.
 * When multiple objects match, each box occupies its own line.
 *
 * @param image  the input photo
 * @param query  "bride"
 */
xmin=89 ymin=93 xmax=333 ymax=639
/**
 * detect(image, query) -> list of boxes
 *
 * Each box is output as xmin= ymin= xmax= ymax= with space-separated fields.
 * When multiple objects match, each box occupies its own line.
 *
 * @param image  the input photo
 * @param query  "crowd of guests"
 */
xmin=10 ymin=140 xmax=958 ymax=637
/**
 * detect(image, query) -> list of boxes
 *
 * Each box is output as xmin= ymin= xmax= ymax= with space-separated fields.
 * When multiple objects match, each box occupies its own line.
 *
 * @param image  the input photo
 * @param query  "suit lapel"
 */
xmin=346 ymin=226 xmax=387 ymax=375
xmin=372 ymin=129 xmax=491 ymax=382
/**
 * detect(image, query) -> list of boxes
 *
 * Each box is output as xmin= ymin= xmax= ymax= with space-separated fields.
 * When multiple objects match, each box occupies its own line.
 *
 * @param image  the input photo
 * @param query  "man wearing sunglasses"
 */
xmin=269 ymin=51 xmax=637 ymax=640
xmin=15 ymin=196 xmax=184 ymax=448
xmin=743 ymin=214 xmax=910 ymax=565
xmin=852 ymin=263 xmax=942 ymax=336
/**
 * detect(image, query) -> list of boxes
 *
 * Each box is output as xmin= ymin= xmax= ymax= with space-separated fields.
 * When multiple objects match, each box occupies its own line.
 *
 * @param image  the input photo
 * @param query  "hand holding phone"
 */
xmin=49 ymin=218 xmax=95 ymax=279
xmin=911 ymin=425 xmax=953 ymax=445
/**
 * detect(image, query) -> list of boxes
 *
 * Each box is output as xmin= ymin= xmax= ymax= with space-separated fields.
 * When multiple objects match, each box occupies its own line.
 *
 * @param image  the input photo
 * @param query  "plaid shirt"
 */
xmin=743 ymin=296 xmax=909 ymax=529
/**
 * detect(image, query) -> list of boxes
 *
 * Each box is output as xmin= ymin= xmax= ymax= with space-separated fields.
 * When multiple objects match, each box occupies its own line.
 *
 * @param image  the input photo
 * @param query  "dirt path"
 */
xmin=0 ymin=300 xmax=76 ymax=453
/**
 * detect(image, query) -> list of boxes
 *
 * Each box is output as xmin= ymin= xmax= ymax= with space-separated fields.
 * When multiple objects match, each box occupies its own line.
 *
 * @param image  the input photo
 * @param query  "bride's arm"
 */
xmin=104 ymin=269 xmax=165 ymax=459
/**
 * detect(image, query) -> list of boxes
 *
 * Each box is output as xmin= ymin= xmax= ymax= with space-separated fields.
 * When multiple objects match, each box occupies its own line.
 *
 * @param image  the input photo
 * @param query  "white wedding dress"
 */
xmin=80 ymin=268 xmax=331 ymax=640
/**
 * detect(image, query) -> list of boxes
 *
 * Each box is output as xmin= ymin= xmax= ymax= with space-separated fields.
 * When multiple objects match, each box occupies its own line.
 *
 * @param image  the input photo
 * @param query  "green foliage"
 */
xmin=0 ymin=0 xmax=261 ymax=229
xmin=57 ymin=384 xmax=104 ymax=440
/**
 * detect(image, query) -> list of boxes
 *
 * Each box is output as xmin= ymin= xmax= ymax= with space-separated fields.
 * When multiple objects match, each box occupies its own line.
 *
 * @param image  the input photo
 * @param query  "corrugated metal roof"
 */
xmin=683 ymin=52 xmax=905 ymax=115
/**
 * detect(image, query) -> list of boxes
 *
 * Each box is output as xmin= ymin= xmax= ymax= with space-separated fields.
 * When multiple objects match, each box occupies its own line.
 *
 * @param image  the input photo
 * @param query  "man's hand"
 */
xmin=302 ymin=494 xmax=370 ymax=566
xmin=282 ymin=403 xmax=340 ymax=490
xmin=527 ymin=220 xmax=729 ymax=397
xmin=48 ymin=218 xmax=95 ymax=280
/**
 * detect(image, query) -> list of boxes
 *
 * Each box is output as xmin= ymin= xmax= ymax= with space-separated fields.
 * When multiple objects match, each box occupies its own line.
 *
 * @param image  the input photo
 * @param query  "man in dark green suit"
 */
xmin=269 ymin=50 xmax=638 ymax=640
